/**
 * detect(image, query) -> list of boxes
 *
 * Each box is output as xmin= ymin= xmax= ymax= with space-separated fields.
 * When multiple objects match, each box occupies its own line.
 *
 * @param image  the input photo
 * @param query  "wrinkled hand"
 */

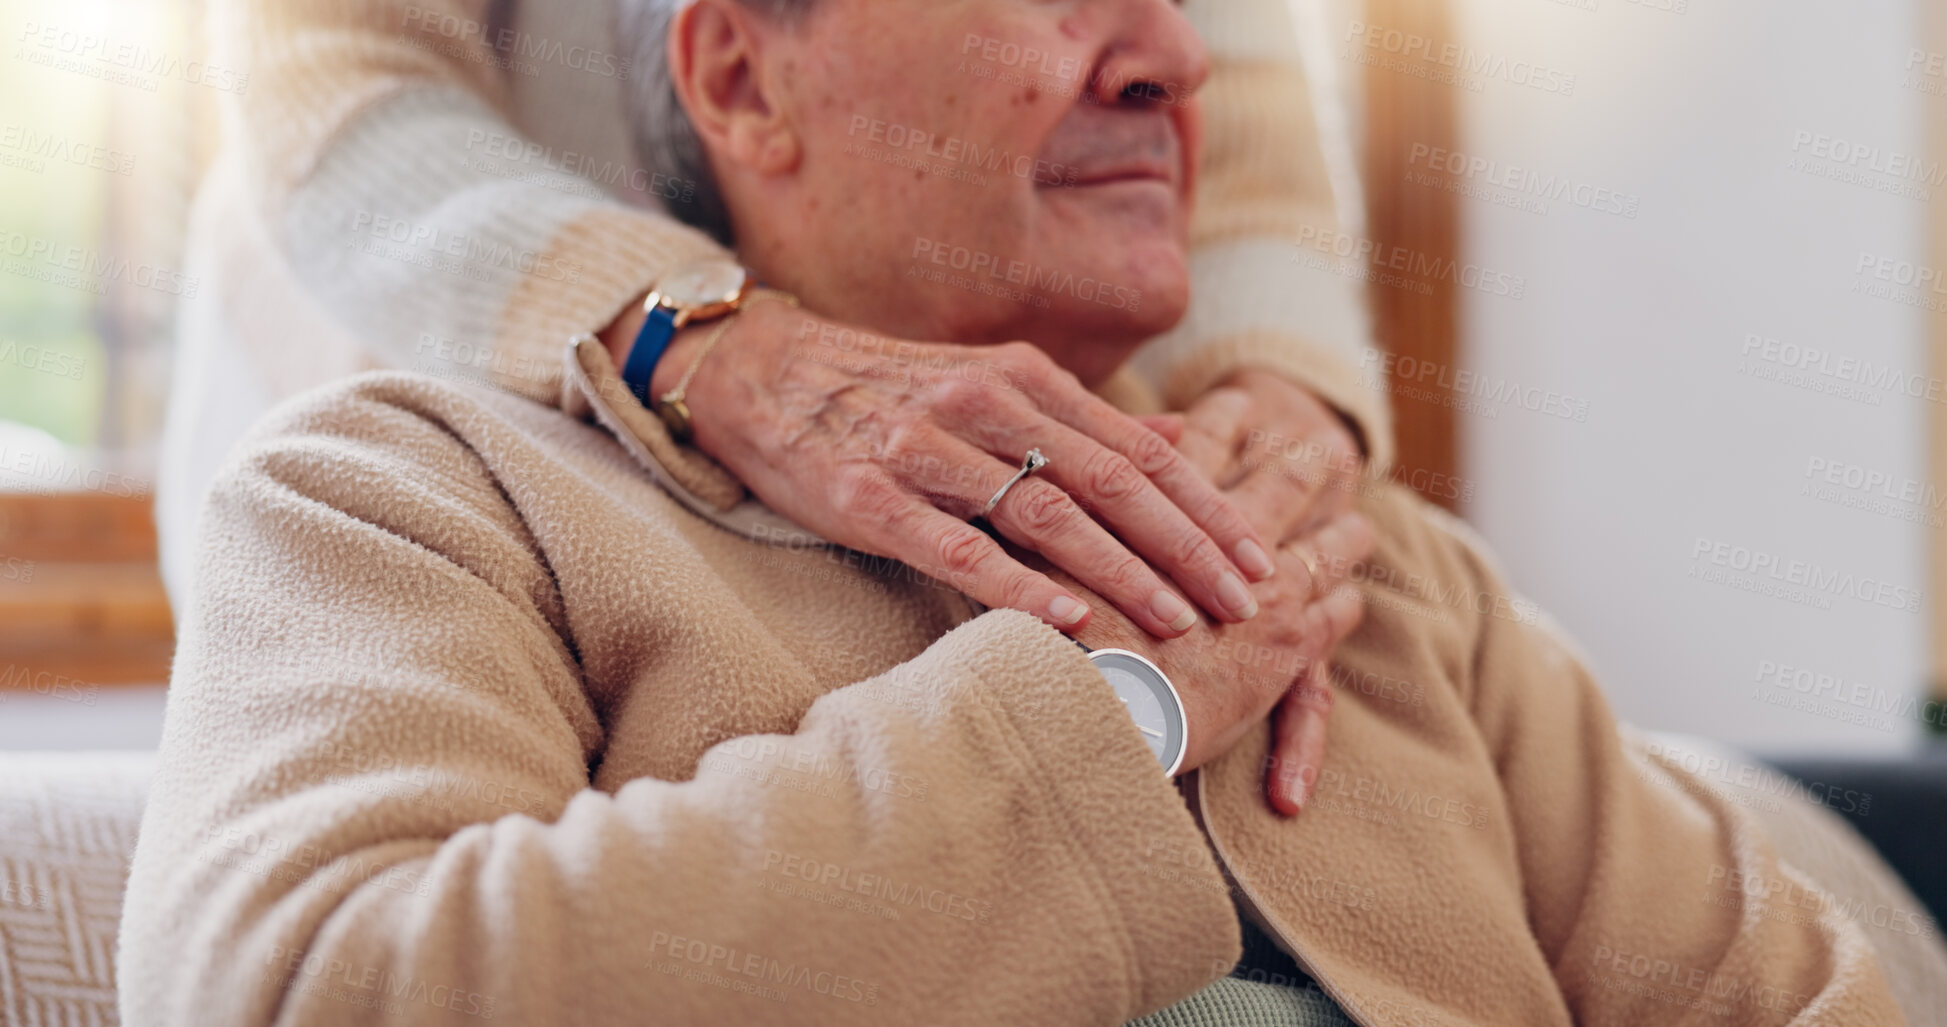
xmin=622 ymin=300 xmax=1278 ymax=638
xmin=1172 ymin=375 xmax=1372 ymax=814
xmin=1193 ymin=367 xmax=1365 ymax=537
xmin=1071 ymin=510 xmax=1372 ymax=785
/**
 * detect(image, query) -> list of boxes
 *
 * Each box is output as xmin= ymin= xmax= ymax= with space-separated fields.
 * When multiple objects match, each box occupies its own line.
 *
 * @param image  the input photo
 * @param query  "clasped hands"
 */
xmin=614 ymin=299 xmax=1376 ymax=813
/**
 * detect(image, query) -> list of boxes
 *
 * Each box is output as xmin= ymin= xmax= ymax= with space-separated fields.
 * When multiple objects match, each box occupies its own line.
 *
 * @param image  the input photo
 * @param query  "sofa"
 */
xmin=1 ymin=742 xmax=1941 ymax=1026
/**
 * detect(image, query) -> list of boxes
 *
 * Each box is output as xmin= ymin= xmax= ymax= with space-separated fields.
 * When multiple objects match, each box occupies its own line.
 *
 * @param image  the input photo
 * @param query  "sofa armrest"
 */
xmin=1764 ymin=747 xmax=1947 ymax=929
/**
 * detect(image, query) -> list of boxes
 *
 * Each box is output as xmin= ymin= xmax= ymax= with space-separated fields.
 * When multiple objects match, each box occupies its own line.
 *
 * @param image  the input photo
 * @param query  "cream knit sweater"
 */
xmin=158 ymin=0 xmax=1391 ymax=603
xmin=118 ymin=339 xmax=1905 ymax=1026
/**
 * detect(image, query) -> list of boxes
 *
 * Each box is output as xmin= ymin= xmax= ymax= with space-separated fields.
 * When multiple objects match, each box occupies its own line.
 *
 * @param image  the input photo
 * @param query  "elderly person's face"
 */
xmin=668 ymin=0 xmax=1209 ymax=384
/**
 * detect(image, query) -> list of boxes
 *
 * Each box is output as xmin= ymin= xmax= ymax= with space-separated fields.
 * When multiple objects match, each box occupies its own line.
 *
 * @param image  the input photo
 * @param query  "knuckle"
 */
xmin=1082 ymin=451 xmax=1144 ymax=501
xmin=935 ymin=525 xmax=994 ymax=580
xmin=834 ymin=467 xmax=906 ymax=526
xmin=994 ymin=566 xmax=1041 ymax=612
xmin=1126 ymin=428 xmax=1178 ymax=477
xmin=995 ymin=340 xmax=1051 ymax=376
xmin=1011 ymin=481 xmax=1079 ymax=535
xmin=930 ymin=377 xmax=997 ymax=420
xmin=1165 ymin=524 xmax=1221 ymax=571
xmin=1184 ymin=487 xmax=1240 ymax=533
xmin=878 ymin=424 xmax=931 ymax=479
xmin=1294 ymin=600 xmax=1335 ymax=648
xmin=1101 ymin=553 xmax=1158 ymax=597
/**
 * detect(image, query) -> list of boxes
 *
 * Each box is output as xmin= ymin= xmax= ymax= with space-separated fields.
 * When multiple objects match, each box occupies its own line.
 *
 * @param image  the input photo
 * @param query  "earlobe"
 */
xmin=669 ymin=0 xmax=803 ymax=177
xmin=737 ymin=124 xmax=801 ymax=176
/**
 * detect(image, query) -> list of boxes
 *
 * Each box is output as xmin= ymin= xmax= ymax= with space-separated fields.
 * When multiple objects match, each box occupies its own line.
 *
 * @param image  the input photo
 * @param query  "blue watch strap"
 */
xmin=621 ymin=302 xmax=679 ymax=406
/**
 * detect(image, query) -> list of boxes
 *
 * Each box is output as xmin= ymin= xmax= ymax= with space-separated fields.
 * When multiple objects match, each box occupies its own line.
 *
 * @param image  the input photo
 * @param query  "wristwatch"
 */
xmin=1079 ymin=644 xmax=1188 ymax=775
xmin=619 ymin=259 xmax=753 ymax=406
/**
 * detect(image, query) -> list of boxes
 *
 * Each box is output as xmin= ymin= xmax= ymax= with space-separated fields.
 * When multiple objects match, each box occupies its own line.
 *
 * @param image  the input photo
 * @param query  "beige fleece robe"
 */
xmin=118 ymin=339 xmax=1904 ymax=1026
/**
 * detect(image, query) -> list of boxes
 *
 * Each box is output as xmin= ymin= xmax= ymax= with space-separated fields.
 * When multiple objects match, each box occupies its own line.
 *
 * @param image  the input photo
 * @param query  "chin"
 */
xmin=1078 ymin=240 xmax=1192 ymax=339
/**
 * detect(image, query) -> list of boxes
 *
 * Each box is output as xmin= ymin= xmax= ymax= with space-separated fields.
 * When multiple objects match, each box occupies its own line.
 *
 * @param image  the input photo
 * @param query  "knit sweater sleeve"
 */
xmin=116 ymin=381 xmax=1239 ymax=1026
xmin=207 ymin=0 xmax=731 ymax=405
xmin=1135 ymin=0 xmax=1394 ymax=469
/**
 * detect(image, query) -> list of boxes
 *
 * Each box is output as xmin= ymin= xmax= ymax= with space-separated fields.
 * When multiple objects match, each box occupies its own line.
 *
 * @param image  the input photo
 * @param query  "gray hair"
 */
xmin=616 ymin=0 xmax=815 ymax=246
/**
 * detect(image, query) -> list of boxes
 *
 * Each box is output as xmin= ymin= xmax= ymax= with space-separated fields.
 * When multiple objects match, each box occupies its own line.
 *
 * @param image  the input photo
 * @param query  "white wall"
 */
xmin=1439 ymin=0 xmax=1929 ymax=754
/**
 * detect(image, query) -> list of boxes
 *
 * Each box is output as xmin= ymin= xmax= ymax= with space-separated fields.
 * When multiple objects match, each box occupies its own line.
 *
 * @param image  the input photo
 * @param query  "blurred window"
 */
xmin=0 ymin=0 xmax=214 ymax=686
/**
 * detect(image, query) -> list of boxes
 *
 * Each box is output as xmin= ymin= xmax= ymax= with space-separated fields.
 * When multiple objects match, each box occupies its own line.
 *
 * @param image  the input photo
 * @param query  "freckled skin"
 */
xmin=709 ymin=0 xmax=1210 ymax=386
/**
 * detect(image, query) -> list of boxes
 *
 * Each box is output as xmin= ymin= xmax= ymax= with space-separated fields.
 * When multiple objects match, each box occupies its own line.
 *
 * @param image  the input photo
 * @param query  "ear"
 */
xmin=668 ymin=0 xmax=802 ymax=177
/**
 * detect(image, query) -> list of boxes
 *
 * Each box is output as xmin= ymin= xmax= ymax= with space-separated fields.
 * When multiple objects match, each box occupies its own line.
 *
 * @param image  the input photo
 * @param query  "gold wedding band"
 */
xmin=1287 ymin=545 xmax=1320 ymax=597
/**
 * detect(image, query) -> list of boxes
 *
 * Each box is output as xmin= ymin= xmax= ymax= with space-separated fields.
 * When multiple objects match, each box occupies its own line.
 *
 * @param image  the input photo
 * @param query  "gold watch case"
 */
xmin=647 ymin=260 xmax=751 ymax=329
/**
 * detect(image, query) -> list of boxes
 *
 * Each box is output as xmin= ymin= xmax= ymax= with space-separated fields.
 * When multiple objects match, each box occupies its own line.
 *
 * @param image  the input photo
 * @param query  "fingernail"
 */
xmin=1234 ymin=539 xmax=1275 ymax=581
xmin=1048 ymin=596 xmax=1088 ymax=626
xmin=1150 ymin=590 xmax=1197 ymax=633
xmin=1217 ymin=572 xmax=1258 ymax=620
